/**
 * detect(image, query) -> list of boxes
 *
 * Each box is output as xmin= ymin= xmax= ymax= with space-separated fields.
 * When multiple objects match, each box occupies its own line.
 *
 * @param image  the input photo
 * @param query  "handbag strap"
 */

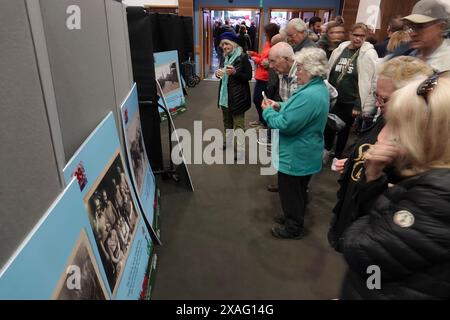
xmin=335 ymin=48 xmax=360 ymax=86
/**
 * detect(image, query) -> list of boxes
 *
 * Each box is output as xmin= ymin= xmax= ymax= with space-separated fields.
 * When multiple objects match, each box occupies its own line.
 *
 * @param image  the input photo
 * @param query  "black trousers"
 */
xmin=253 ymin=80 xmax=268 ymax=126
xmin=324 ymin=101 xmax=355 ymax=159
xmin=278 ymin=172 xmax=311 ymax=235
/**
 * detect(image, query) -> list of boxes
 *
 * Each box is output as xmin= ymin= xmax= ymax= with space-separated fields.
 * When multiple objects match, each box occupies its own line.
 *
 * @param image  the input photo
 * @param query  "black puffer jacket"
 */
xmin=217 ymin=53 xmax=252 ymax=116
xmin=341 ymin=168 xmax=450 ymax=299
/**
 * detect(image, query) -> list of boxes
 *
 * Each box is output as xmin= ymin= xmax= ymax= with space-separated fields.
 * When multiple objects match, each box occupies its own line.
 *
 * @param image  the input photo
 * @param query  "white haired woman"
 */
xmin=340 ymin=72 xmax=450 ymax=299
xmin=215 ymin=32 xmax=252 ymax=155
xmin=261 ymin=47 xmax=329 ymax=239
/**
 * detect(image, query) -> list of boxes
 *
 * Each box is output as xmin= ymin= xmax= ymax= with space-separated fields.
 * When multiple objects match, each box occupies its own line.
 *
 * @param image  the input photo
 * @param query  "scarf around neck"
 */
xmin=219 ymin=46 xmax=242 ymax=108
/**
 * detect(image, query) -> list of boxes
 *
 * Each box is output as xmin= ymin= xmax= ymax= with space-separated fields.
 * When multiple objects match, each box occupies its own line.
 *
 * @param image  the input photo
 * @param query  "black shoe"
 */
xmin=267 ymin=184 xmax=279 ymax=192
xmin=271 ymin=226 xmax=304 ymax=240
xmin=273 ymin=215 xmax=285 ymax=224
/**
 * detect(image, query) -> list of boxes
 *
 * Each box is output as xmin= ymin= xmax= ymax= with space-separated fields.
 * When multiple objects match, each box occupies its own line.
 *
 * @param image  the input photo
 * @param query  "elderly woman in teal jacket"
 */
xmin=262 ymin=47 xmax=329 ymax=239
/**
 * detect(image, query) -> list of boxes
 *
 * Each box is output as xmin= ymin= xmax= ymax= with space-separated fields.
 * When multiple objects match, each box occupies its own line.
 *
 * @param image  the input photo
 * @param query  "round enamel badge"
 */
xmin=393 ymin=210 xmax=415 ymax=228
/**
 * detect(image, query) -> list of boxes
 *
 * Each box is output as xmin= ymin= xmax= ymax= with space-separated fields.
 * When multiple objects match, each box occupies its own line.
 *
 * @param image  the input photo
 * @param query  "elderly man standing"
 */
xmin=402 ymin=0 xmax=450 ymax=71
xmin=264 ymin=42 xmax=298 ymax=192
xmin=268 ymin=42 xmax=299 ymax=104
xmin=286 ymin=18 xmax=317 ymax=53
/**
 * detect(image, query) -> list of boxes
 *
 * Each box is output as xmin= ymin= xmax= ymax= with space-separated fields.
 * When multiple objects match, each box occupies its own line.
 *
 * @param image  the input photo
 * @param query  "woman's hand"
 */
xmin=364 ymin=140 xmax=400 ymax=182
xmin=262 ymin=98 xmax=280 ymax=111
xmin=225 ymin=65 xmax=236 ymax=76
xmin=215 ymin=68 xmax=224 ymax=79
xmin=334 ymin=158 xmax=348 ymax=174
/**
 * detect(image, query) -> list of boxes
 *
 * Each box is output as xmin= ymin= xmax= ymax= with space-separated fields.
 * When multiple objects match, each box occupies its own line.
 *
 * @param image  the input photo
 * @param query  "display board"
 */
xmin=156 ymin=80 xmax=195 ymax=192
xmin=154 ymin=50 xmax=186 ymax=120
xmin=63 ymin=113 xmax=154 ymax=299
xmin=120 ymin=83 xmax=160 ymax=240
xmin=0 ymin=180 xmax=109 ymax=300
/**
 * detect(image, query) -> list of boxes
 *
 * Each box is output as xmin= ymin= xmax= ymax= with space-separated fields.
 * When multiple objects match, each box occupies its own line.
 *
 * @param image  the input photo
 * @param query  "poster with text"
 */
xmin=0 ymin=180 xmax=109 ymax=300
xmin=154 ymin=50 xmax=186 ymax=120
xmin=120 ymin=84 xmax=160 ymax=241
xmin=63 ymin=113 xmax=154 ymax=299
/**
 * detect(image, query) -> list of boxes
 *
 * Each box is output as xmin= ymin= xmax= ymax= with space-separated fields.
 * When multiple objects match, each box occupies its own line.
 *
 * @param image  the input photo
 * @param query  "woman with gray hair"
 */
xmin=215 ymin=32 xmax=252 ymax=155
xmin=261 ymin=47 xmax=329 ymax=239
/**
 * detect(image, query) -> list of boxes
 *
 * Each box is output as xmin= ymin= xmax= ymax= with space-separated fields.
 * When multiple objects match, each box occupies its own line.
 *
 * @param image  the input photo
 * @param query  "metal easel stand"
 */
xmin=139 ymin=100 xmax=180 ymax=183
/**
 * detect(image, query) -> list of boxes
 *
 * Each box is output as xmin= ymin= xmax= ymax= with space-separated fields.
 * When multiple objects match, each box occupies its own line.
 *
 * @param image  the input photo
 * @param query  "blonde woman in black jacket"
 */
xmin=341 ymin=72 xmax=450 ymax=299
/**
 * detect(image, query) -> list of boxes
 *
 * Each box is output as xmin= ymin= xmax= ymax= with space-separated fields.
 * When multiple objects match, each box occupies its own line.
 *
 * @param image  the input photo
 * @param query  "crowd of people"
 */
xmin=212 ymin=0 xmax=450 ymax=299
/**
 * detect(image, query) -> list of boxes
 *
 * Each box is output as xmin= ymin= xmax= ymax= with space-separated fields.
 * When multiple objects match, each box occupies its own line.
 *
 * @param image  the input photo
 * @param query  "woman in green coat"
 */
xmin=262 ymin=47 xmax=329 ymax=239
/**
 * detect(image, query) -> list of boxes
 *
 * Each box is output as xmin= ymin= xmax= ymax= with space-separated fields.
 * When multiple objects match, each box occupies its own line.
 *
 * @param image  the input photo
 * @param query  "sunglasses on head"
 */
xmin=416 ymin=71 xmax=446 ymax=104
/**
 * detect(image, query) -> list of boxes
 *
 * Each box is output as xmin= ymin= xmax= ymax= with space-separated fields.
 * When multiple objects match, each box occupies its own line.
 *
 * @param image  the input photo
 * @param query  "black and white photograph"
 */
xmin=53 ymin=230 xmax=108 ymax=300
xmin=126 ymin=112 xmax=147 ymax=194
xmin=83 ymin=152 xmax=140 ymax=295
xmin=155 ymin=61 xmax=181 ymax=96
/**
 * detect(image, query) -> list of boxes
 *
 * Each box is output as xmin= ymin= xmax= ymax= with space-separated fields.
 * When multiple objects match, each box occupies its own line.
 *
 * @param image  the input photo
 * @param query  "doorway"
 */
xmin=200 ymin=7 xmax=262 ymax=80
xmin=269 ymin=7 xmax=336 ymax=29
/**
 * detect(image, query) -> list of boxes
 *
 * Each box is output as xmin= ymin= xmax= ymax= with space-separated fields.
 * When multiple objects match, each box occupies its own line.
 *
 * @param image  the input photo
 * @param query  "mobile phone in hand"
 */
xmin=331 ymin=158 xmax=338 ymax=171
xmin=262 ymin=91 xmax=268 ymax=102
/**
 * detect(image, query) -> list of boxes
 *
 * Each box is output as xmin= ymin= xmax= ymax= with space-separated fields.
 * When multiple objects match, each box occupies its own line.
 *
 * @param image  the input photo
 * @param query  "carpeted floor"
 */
xmin=151 ymin=80 xmax=347 ymax=299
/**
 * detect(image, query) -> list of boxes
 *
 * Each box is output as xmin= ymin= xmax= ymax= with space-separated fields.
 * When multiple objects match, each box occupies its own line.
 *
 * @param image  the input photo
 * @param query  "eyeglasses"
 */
xmin=373 ymin=92 xmax=389 ymax=106
xmin=416 ymin=72 xmax=443 ymax=103
xmin=406 ymin=20 xmax=442 ymax=33
xmin=351 ymin=33 xmax=366 ymax=39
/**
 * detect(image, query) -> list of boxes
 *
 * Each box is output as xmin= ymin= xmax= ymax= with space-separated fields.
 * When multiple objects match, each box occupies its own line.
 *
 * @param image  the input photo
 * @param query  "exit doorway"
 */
xmin=200 ymin=7 xmax=262 ymax=80
xmin=268 ymin=7 xmax=336 ymax=29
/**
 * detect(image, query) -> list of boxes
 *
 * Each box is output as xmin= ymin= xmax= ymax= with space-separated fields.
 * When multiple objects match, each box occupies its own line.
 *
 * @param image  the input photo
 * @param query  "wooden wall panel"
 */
xmin=178 ymin=0 xmax=193 ymax=17
xmin=341 ymin=0 xmax=419 ymax=42
xmin=376 ymin=0 xmax=418 ymax=40
xmin=342 ymin=0 xmax=360 ymax=36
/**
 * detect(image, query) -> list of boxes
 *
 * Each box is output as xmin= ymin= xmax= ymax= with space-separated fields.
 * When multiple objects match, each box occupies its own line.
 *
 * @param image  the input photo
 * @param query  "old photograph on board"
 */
xmin=155 ymin=61 xmax=181 ymax=96
xmin=126 ymin=112 xmax=147 ymax=194
xmin=53 ymin=229 xmax=109 ymax=300
xmin=83 ymin=151 xmax=140 ymax=295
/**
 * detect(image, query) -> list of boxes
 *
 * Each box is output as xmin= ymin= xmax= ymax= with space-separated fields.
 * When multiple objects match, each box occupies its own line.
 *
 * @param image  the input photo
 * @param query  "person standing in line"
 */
xmin=324 ymin=23 xmax=378 ymax=163
xmin=374 ymin=16 xmax=405 ymax=58
xmin=286 ymin=18 xmax=317 ymax=53
xmin=401 ymin=0 xmax=450 ymax=72
xmin=307 ymin=16 xmax=323 ymax=42
xmin=237 ymin=25 xmax=252 ymax=53
xmin=317 ymin=22 xmax=346 ymax=59
xmin=215 ymin=32 xmax=252 ymax=159
xmin=340 ymin=72 xmax=450 ymax=299
xmin=327 ymin=56 xmax=433 ymax=253
xmin=248 ymin=21 xmax=257 ymax=51
xmin=248 ymin=23 xmax=280 ymax=128
xmin=262 ymin=48 xmax=329 ymax=239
